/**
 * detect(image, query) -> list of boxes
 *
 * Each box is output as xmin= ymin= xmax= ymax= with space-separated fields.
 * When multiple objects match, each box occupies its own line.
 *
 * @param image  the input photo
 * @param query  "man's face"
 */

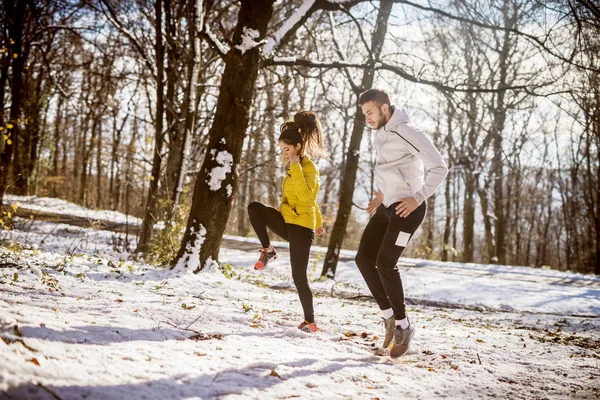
xmin=361 ymin=101 xmax=388 ymax=129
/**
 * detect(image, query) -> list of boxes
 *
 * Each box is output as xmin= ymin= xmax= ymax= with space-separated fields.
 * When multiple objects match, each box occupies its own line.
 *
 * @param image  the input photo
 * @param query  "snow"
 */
xmin=4 ymin=194 xmax=142 ymax=226
xmin=205 ymin=25 xmax=230 ymax=55
xmin=207 ymin=151 xmax=234 ymax=191
xmin=224 ymin=234 xmax=600 ymax=317
xmin=272 ymin=56 xmax=297 ymax=63
xmin=235 ymin=27 xmax=264 ymax=55
xmin=1 ymin=198 xmax=599 ymax=399
xmin=263 ymin=0 xmax=316 ymax=57
xmin=173 ymin=223 xmax=206 ymax=273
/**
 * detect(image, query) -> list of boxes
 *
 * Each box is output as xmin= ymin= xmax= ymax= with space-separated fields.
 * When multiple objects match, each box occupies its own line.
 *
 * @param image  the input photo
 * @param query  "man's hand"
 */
xmin=366 ymin=191 xmax=384 ymax=215
xmin=316 ymin=226 xmax=324 ymax=236
xmin=395 ymin=197 xmax=418 ymax=217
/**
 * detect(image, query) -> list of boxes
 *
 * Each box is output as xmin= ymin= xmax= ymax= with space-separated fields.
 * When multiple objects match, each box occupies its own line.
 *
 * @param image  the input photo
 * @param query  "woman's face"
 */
xmin=279 ymin=140 xmax=301 ymax=159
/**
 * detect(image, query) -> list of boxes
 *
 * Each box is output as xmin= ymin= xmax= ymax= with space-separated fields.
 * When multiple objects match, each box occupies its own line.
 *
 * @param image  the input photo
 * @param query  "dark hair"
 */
xmin=278 ymin=111 xmax=328 ymax=161
xmin=279 ymin=121 xmax=303 ymax=148
xmin=358 ymin=88 xmax=391 ymax=106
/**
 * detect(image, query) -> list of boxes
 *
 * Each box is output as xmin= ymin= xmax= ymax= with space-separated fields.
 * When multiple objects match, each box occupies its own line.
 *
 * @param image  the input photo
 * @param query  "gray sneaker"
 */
xmin=390 ymin=325 xmax=415 ymax=357
xmin=382 ymin=316 xmax=395 ymax=348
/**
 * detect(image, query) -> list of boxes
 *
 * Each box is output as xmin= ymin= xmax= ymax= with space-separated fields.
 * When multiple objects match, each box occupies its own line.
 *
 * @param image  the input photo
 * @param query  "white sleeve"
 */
xmin=404 ymin=125 xmax=448 ymax=206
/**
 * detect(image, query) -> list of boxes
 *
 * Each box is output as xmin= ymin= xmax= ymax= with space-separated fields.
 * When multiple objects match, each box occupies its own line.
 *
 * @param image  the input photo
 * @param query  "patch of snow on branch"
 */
xmin=272 ymin=56 xmax=297 ymax=63
xmin=235 ymin=27 xmax=265 ymax=55
xmin=205 ymin=25 xmax=229 ymax=55
xmin=263 ymin=0 xmax=316 ymax=57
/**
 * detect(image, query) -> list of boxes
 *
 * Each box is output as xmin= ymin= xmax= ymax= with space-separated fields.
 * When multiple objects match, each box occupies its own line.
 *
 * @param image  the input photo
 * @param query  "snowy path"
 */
xmin=0 ymin=196 xmax=599 ymax=399
xmin=11 ymin=202 xmax=600 ymax=317
xmin=0 ymin=220 xmax=598 ymax=399
xmin=9 ymin=192 xmax=600 ymax=311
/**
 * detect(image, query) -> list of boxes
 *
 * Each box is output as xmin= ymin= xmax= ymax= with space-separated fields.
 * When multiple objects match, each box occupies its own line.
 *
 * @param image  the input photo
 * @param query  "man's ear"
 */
xmin=381 ymin=103 xmax=389 ymax=114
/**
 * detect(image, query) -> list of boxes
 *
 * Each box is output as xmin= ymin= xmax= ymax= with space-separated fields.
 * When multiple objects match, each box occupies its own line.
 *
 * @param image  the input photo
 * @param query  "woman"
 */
xmin=247 ymin=111 xmax=326 ymax=333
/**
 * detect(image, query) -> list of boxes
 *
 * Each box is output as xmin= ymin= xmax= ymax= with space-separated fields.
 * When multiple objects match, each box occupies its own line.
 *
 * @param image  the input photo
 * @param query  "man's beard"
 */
xmin=373 ymin=115 xmax=387 ymax=129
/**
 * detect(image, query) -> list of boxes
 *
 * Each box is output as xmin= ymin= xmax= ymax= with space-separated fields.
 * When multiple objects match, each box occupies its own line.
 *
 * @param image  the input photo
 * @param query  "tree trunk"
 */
xmin=96 ymin=120 xmax=103 ymax=208
xmin=441 ymin=100 xmax=454 ymax=262
xmin=265 ymin=73 xmax=278 ymax=207
xmin=137 ymin=0 xmax=166 ymax=253
xmin=109 ymin=112 xmax=119 ymax=210
xmin=173 ymin=0 xmax=275 ymax=272
xmin=50 ymin=95 xmax=64 ymax=197
xmin=79 ymin=116 xmax=99 ymax=207
xmin=321 ymin=0 xmax=393 ymax=277
xmin=33 ymin=95 xmax=50 ymax=195
xmin=0 ymin=0 xmax=27 ymax=205
xmin=491 ymin=0 xmax=515 ymax=265
xmin=16 ymin=59 xmax=43 ymax=196
xmin=463 ymin=172 xmax=476 ymax=262
xmin=442 ymin=167 xmax=452 ymax=262
xmin=124 ymin=104 xmax=139 ymax=250
xmin=169 ymin=0 xmax=202 ymax=221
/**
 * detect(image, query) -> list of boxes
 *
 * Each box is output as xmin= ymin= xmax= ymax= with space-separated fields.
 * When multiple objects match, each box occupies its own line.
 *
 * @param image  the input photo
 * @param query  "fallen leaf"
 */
xmin=452 ymin=365 xmax=459 ymax=370
xmin=194 ymin=352 xmax=207 ymax=357
xmin=29 ymin=358 xmax=40 ymax=366
xmin=270 ymin=369 xmax=281 ymax=379
xmin=422 ymin=350 xmax=434 ymax=355
xmin=115 ymin=299 xmax=124 ymax=303
xmin=189 ymin=333 xmax=224 ymax=341
xmin=360 ymin=332 xmax=368 ymax=339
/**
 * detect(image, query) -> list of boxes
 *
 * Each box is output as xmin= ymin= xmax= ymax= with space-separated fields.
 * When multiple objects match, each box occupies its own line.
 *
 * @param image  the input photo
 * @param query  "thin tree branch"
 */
xmin=265 ymin=57 xmax=554 ymax=94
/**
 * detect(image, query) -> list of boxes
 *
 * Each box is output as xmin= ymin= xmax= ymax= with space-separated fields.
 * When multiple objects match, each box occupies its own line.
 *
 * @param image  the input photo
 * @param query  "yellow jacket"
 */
xmin=279 ymin=156 xmax=323 ymax=230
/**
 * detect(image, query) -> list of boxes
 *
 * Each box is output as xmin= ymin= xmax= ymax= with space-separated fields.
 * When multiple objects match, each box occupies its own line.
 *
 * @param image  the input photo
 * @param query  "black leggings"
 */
xmin=247 ymin=202 xmax=316 ymax=323
xmin=355 ymin=201 xmax=426 ymax=320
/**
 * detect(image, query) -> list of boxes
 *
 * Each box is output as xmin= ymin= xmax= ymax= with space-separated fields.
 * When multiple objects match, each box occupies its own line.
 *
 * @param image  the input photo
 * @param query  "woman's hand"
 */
xmin=289 ymin=155 xmax=300 ymax=164
xmin=366 ymin=191 xmax=384 ymax=215
xmin=316 ymin=226 xmax=324 ymax=236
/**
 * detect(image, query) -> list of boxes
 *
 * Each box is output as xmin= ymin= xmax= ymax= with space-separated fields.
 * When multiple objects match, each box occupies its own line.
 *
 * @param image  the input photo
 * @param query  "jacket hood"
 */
xmin=383 ymin=106 xmax=410 ymax=131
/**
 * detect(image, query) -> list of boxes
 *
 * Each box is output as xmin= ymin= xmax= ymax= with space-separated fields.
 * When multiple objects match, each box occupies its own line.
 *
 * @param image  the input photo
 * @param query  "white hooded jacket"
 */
xmin=374 ymin=106 xmax=448 ymax=207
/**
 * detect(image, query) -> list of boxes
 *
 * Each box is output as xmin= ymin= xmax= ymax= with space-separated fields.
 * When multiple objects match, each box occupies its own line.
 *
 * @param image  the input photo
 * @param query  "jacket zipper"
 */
xmin=389 ymin=130 xmax=420 ymax=153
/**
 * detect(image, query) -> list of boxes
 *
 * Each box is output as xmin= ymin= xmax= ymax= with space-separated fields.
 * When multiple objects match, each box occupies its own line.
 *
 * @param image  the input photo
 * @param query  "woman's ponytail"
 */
xmin=293 ymin=111 xmax=328 ymax=160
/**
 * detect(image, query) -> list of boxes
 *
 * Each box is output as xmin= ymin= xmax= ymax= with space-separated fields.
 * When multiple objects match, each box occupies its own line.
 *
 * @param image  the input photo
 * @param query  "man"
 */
xmin=356 ymin=88 xmax=448 ymax=357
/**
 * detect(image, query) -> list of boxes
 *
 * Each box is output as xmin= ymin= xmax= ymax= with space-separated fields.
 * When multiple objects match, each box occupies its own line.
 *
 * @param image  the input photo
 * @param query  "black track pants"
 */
xmin=355 ymin=201 xmax=426 ymax=320
xmin=247 ymin=202 xmax=315 ymax=323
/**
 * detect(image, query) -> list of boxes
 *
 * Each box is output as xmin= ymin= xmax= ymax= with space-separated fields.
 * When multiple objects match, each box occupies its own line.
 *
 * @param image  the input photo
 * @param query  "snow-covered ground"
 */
xmin=1 ymin=196 xmax=599 ymax=399
xmin=4 ymin=194 xmax=142 ymax=226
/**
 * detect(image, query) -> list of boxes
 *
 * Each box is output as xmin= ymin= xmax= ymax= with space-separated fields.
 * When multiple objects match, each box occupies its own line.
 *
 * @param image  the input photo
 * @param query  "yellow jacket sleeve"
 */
xmin=316 ymin=204 xmax=323 ymax=228
xmin=289 ymin=162 xmax=318 ymax=202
